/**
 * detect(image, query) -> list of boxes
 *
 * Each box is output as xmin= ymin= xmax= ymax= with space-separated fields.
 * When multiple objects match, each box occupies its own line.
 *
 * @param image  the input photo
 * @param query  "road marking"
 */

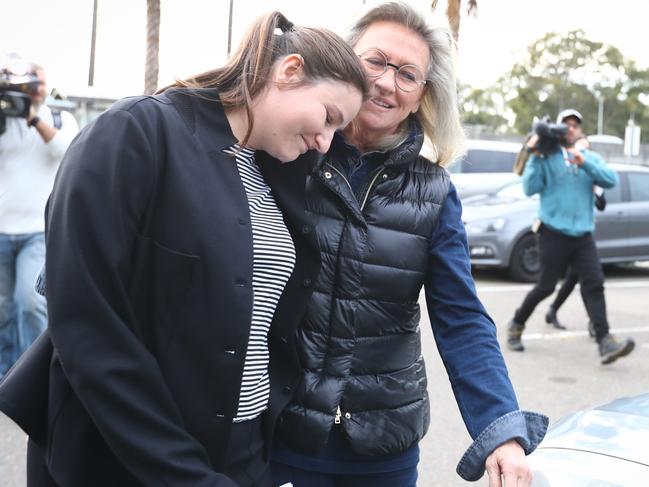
xmin=519 ymin=326 xmax=649 ymax=341
xmin=478 ymin=280 xmax=649 ymax=293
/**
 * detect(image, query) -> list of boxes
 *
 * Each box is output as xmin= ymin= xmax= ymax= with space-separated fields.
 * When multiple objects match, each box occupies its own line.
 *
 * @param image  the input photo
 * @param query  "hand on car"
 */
xmin=485 ymin=439 xmax=532 ymax=487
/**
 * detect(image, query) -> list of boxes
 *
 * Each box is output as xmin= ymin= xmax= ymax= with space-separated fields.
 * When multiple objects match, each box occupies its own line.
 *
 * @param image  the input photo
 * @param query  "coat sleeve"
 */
xmin=424 ymin=183 xmax=547 ymax=481
xmin=521 ymin=155 xmax=546 ymax=196
xmin=581 ymin=151 xmax=618 ymax=189
xmin=44 ymin=107 xmax=237 ymax=487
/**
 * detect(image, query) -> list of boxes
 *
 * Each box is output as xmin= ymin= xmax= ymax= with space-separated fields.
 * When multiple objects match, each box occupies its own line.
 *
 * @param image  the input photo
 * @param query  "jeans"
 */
xmin=0 ymin=232 xmax=47 ymax=377
xmin=513 ymin=225 xmax=609 ymax=340
xmin=271 ymin=462 xmax=417 ymax=487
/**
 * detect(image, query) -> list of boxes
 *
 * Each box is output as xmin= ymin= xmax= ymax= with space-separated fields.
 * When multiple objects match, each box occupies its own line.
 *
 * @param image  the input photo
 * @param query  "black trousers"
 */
xmin=27 ymin=415 xmax=272 ymax=487
xmin=551 ymin=266 xmax=580 ymax=311
xmin=514 ymin=225 xmax=609 ymax=340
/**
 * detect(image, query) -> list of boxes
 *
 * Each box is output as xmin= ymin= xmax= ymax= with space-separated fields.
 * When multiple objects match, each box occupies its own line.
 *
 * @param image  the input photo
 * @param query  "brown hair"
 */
xmin=165 ymin=12 xmax=368 ymax=147
xmin=347 ymin=2 xmax=465 ymax=166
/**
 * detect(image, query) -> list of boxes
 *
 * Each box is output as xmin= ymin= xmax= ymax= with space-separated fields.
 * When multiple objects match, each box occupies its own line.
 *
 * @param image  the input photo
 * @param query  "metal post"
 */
xmin=88 ymin=0 xmax=98 ymax=87
xmin=227 ymin=0 xmax=234 ymax=57
xmin=597 ymin=96 xmax=604 ymax=135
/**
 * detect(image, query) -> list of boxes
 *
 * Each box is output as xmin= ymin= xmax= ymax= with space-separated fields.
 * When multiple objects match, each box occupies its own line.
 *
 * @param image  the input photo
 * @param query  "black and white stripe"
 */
xmin=224 ymin=145 xmax=296 ymax=422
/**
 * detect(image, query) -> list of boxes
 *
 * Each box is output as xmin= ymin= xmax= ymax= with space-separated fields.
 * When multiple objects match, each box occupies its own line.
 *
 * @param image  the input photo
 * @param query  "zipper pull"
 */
xmin=334 ymin=406 xmax=342 ymax=424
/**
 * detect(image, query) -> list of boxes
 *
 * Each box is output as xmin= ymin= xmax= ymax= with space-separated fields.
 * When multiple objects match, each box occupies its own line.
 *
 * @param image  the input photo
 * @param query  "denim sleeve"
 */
xmin=456 ymin=410 xmax=549 ymax=481
xmin=424 ymin=183 xmax=548 ymax=481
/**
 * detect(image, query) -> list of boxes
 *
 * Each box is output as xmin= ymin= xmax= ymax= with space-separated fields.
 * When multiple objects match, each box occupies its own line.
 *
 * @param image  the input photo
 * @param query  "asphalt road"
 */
xmin=2 ymin=264 xmax=648 ymax=486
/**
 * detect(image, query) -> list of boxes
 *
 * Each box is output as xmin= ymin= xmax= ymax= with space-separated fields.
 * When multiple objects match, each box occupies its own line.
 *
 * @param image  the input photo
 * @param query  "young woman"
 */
xmin=268 ymin=3 xmax=548 ymax=487
xmin=0 ymin=11 xmax=366 ymax=487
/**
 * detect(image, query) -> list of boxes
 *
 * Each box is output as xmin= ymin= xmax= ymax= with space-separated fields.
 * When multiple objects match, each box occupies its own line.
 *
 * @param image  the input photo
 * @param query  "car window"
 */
xmin=628 ymin=173 xmax=649 ymax=202
xmin=458 ymin=149 xmax=517 ymax=173
xmin=602 ymin=179 xmax=622 ymax=204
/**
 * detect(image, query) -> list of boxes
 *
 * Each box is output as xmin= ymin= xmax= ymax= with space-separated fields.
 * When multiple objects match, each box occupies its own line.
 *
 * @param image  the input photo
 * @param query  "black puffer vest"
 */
xmin=278 ymin=121 xmax=451 ymax=456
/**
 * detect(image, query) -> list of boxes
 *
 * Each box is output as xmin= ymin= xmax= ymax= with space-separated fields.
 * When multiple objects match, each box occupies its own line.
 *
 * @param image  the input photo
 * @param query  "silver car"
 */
xmin=529 ymin=393 xmax=649 ymax=486
xmin=461 ymin=164 xmax=649 ymax=281
xmin=436 ymin=139 xmax=522 ymax=199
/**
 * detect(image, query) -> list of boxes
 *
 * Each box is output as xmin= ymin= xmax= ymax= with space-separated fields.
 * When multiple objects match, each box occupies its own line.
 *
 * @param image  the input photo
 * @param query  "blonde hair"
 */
xmin=166 ymin=12 xmax=368 ymax=148
xmin=347 ymin=2 xmax=465 ymax=166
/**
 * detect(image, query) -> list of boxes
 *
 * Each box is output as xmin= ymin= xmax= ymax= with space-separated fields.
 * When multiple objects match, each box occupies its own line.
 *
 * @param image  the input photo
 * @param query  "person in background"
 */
xmin=268 ymin=4 xmax=548 ymax=487
xmin=0 ymin=12 xmax=366 ymax=487
xmin=507 ymin=108 xmax=635 ymax=365
xmin=0 ymin=59 xmax=78 ymax=378
xmin=545 ymin=136 xmax=606 ymax=334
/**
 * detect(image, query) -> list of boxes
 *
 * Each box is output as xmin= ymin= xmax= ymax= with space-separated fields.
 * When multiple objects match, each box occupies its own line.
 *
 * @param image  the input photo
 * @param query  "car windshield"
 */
xmin=459 ymin=149 xmax=518 ymax=173
xmin=496 ymin=181 xmax=526 ymax=199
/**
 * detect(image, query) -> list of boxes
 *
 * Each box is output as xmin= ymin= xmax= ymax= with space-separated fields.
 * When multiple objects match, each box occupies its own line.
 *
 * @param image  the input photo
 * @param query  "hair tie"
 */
xmin=275 ymin=18 xmax=294 ymax=35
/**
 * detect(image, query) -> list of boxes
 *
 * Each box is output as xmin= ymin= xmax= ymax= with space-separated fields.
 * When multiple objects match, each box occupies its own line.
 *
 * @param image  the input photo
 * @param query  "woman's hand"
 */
xmin=484 ymin=439 xmax=532 ymax=487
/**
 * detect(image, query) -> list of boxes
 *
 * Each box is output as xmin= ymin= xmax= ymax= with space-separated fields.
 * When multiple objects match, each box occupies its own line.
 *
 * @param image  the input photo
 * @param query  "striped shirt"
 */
xmin=224 ymin=145 xmax=296 ymax=422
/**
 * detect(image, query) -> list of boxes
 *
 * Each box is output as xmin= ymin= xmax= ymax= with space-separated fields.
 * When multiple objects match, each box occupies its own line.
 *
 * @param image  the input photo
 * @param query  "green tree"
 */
xmin=459 ymin=84 xmax=508 ymax=131
xmin=495 ymin=30 xmax=649 ymax=141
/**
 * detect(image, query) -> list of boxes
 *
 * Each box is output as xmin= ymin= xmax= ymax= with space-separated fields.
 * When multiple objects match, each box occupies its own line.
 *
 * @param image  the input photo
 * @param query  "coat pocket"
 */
xmin=129 ymin=236 xmax=200 ymax=357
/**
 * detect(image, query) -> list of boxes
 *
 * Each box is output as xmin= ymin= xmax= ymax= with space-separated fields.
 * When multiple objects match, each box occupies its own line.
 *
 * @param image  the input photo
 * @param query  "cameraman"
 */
xmin=506 ymin=109 xmax=635 ymax=365
xmin=0 ymin=62 xmax=78 ymax=377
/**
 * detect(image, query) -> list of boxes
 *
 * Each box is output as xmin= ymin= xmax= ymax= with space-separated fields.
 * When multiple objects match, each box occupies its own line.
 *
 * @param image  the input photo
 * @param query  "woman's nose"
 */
xmin=374 ymin=68 xmax=397 ymax=94
xmin=315 ymin=130 xmax=335 ymax=154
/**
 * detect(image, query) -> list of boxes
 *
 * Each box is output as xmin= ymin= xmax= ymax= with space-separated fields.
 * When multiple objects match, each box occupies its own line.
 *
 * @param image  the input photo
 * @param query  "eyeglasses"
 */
xmin=358 ymin=48 xmax=427 ymax=93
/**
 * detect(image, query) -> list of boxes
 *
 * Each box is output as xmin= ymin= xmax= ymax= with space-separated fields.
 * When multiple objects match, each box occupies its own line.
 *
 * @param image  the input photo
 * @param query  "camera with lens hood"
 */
xmin=531 ymin=116 xmax=569 ymax=156
xmin=0 ymin=66 xmax=39 ymax=134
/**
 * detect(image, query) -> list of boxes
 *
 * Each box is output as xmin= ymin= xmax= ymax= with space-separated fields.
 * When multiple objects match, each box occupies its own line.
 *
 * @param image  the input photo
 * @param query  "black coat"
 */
xmin=0 ymin=88 xmax=319 ymax=487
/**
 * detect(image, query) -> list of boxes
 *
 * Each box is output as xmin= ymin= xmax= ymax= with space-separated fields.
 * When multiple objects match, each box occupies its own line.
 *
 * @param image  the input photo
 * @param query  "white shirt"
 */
xmin=0 ymin=104 xmax=79 ymax=234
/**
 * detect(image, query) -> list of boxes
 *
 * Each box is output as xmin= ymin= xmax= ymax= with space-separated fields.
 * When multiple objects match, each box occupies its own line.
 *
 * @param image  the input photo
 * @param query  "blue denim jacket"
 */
xmin=425 ymin=182 xmax=548 ymax=480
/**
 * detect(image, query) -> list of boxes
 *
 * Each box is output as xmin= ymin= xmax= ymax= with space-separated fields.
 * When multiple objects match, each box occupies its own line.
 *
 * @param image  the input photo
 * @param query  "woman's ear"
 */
xmin=273 ymin=54 xmax=305 ymax=85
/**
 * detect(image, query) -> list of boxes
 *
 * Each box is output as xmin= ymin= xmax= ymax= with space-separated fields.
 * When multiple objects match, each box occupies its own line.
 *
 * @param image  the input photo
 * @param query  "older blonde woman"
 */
xmin=265 ymin=3 xmax=548 ymax=487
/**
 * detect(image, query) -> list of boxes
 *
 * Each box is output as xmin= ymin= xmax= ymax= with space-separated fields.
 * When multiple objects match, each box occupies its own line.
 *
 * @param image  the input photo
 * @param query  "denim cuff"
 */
xmin=456 ymin=410 xmax=549 ymax=481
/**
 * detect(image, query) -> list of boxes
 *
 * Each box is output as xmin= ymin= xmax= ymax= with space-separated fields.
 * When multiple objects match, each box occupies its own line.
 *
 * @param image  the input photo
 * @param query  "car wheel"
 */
xmin=509 ymin=233 xmax=540 ymax=282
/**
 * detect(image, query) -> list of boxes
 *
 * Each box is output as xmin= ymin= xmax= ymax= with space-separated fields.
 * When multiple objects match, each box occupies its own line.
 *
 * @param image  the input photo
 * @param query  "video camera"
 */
xmin=0 ymin=63 xmax=39 ymax=134
xmin=531 ymin=116 xmax=568 ymax=156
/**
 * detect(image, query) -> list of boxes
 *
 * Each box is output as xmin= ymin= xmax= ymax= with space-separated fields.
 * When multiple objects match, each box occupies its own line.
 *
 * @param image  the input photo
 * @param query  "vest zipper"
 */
xmin=360 ymin=168 xmax=386 ymax=211
xmin=326 ymin=163 xmax=354 ymax=195
xmin=334 ymin=405 xmax=342 ymax=424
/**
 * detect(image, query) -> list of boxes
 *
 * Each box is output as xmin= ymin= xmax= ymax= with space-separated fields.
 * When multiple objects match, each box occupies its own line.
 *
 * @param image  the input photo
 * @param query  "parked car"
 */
xmin=529 ymin=392 xmax=649 ymax=486
xmin=447 ymin=139 xmax=522 ymax=199
xmin=462 ymin=164 xmax=649 ymax=282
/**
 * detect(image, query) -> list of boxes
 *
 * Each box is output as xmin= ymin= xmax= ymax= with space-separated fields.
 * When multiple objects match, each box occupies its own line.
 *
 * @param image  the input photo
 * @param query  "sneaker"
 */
xmin=507 ymin=320 xmax=525 ymax=352
xmin=545 ymin=307 xmax=567 ymax=330
xmin=598 ymin=334 xmax=635 ymax=365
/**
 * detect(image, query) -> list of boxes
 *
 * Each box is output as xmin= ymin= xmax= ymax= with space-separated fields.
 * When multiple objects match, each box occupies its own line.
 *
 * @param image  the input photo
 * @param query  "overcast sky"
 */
xmin=2 ymin=0 xmax=648 ymax=99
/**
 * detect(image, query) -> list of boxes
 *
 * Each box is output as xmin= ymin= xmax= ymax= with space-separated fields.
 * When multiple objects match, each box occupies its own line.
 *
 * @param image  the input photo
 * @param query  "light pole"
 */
xmin=88 ymin=0 xmax=98 ymax=87
xmin=597 ymin=95 xmax=604 ymax=135
xmin=227 ymin=0 xmax=234 ymax=57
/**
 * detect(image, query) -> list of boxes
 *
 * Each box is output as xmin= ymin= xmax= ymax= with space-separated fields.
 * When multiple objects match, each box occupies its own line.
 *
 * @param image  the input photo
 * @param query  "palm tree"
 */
xmin=144 ymin=0 xmax=161 ymax=94
xmin=432 ymin=0 xmax=478 ymax=44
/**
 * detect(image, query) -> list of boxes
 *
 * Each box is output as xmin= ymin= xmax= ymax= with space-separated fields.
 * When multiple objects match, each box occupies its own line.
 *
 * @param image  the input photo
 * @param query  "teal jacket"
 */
xmin=522 ymin=149 xmax=617 ymax=237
